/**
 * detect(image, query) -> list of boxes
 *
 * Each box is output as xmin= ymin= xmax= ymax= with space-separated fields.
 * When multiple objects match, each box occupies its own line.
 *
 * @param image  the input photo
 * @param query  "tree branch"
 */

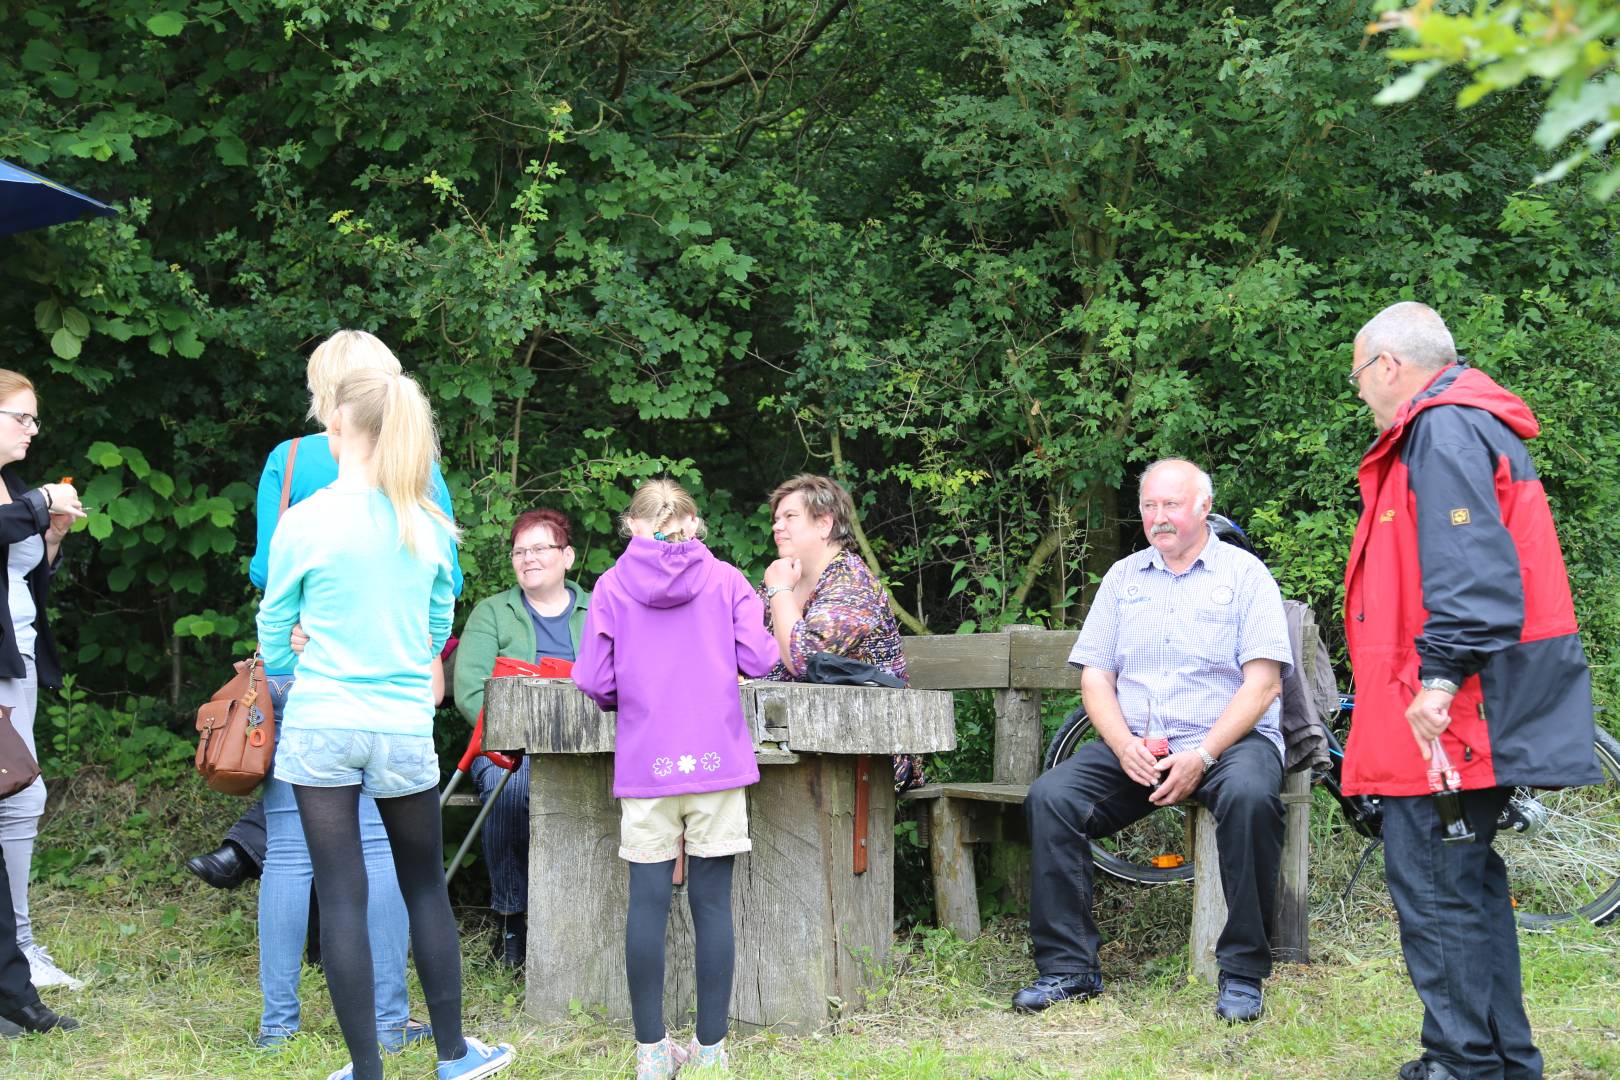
xmin=829 ymin=426 xmax=929 ymax=635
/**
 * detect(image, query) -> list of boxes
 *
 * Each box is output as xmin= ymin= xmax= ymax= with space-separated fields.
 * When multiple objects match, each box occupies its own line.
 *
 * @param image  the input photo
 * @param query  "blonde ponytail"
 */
xmin=333 ymin=367 xmax=459 ymax=556
xmin=619 ymin=478 xmax=707 ymax=542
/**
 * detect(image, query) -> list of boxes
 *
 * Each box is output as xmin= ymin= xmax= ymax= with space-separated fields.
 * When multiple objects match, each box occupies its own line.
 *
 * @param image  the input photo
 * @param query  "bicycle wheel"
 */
xmin=1500 ymin=727 xmax=1620 ymax=927
xmin=1042 ymin=706 xmax=1195 ymax=885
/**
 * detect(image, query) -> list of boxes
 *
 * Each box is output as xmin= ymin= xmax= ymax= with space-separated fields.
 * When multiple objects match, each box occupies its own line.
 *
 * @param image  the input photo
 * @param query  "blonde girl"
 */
xmin=257 ymin=359 xmax=513 ymax=1080
xmin=574 ymin=480 xmax=779 ymax=1078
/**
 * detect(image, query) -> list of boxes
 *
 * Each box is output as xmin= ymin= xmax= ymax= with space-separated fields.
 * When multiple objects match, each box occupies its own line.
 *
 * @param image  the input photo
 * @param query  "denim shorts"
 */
xmin=273 ymin=727 xmax=439 ymax=799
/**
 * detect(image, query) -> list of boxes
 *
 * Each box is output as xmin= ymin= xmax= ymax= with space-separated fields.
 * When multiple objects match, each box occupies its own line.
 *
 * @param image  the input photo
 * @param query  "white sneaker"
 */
xmin=24 ymin=944 xmax=84 ymax=991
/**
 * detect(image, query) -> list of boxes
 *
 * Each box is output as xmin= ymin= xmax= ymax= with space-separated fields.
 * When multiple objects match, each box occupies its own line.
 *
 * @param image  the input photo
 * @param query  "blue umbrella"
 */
xmin=0 ymin=159 xmax=117 ymax=236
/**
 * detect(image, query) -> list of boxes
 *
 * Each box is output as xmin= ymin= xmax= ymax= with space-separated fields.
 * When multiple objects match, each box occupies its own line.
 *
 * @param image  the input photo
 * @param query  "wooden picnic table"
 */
xmin=482 ymin=677 xmax=956 ymax=1032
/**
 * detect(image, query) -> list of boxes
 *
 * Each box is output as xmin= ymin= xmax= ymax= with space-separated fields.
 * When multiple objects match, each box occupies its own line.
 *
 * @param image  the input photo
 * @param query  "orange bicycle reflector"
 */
xmin=1150 ymin=853 xmax=1186 ymax=869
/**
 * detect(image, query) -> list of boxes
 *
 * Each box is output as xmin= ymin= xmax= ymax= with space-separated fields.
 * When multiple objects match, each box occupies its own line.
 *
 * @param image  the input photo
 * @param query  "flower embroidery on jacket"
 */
xmin=701 ymin=752 xmax=721 ymax=772
xmin=677 ymin=754 xmax=696 ymax=774
xmin=651 ymin=756 xmax=674 ymax=777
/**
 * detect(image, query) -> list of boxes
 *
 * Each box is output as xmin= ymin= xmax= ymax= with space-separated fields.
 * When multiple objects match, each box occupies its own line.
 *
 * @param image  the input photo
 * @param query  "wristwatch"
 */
xmin=1420 ymin=676 xmax=1461 ymax=695
xmin=764 ymin=584 xmax=790 ymax=600
xmin=1196 ymin=747 xmax=1217 ymax=772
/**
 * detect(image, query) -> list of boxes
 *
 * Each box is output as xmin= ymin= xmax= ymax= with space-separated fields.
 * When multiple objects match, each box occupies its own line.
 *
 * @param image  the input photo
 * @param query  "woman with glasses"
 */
xmin=452 ymin=508 xmax=589 ymax=967
xmin=0 ymin=369 xmax=87 ymax=992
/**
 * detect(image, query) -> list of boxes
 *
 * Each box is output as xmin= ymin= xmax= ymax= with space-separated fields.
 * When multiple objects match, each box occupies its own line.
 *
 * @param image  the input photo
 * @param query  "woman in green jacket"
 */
xmin=453 ymin=508 xmax=588 ymax=967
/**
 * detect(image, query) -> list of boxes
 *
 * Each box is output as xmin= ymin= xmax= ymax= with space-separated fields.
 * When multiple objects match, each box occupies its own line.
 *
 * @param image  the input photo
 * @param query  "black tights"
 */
xmin=293 ymin=784 xmax=466 ymax=1080
xmin=625 ymin=855 xmax=735 ymax=1047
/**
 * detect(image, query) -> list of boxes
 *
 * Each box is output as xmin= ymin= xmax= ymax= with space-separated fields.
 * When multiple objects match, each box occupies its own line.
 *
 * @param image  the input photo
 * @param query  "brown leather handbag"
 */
xmin=0 ymin=703 xmax=41 ymax=800
xmin=193 ymin=437 xmax=301 ymax=796
xmin=194 ymin=655 xmax=275 ymax=795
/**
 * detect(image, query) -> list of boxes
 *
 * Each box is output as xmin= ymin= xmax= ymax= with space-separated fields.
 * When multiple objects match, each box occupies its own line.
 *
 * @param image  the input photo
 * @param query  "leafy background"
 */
xmin=3 ymin=1 xmax=1616 ymax=779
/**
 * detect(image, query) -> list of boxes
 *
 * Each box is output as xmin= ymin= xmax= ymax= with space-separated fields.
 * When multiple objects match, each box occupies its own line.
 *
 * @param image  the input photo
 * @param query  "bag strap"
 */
xmin=278 ymin=437 xmax=301 ymax=520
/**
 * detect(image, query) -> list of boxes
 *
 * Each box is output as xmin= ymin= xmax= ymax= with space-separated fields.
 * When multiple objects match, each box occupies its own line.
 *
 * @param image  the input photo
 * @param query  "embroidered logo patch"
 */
xmin=1210 ymin=585 xmax=1234 ymax=605
xmin=1379 ymin=509 xmax=1396 ymax=523
xmin=1450 ymin=508 xmax=1471 ymax=526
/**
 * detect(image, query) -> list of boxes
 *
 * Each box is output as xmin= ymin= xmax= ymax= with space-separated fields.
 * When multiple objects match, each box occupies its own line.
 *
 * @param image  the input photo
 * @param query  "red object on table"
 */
xmin=458 ymin=655 xmax=574 ymax=773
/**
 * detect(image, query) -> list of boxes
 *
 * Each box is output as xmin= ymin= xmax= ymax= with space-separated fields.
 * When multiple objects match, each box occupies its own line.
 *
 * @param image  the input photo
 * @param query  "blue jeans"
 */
xmin=469 ymin=755 xmax=529 ymax=914
xmin=258 ymin=674 xmax=412 ymax=1042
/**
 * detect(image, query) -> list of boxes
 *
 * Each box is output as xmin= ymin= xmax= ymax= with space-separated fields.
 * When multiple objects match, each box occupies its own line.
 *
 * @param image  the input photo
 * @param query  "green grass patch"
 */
xmin=5 ymin=772 xmax=1617 ymax=1078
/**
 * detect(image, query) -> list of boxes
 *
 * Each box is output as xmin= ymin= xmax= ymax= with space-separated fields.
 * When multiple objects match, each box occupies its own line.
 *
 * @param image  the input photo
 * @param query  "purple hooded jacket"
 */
xmin=573 ymin=536 xmax=780 ymax=798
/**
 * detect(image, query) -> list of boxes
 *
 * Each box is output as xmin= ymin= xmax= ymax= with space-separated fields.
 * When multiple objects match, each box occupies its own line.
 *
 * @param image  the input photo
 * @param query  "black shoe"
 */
xmin=1397 ymin=1059 xmax=1461 ymax=1080
xmin=1214 ymin=971 xmax=1264 ymax=1022
xmin=0 ymin=1001 xmax=80 ymax=1036
xmin=1011 ymin=972 xmax=1104 ymax=1013
xmin=185 ymin=840 xmax=259 ymax=890
xmin=493 ymin=912 xmax=526 ymax=969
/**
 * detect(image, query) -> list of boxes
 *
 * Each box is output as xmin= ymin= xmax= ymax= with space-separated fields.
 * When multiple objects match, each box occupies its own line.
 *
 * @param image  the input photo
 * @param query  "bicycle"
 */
xmin=1041 ymin=697 xmax=1620 ymax=927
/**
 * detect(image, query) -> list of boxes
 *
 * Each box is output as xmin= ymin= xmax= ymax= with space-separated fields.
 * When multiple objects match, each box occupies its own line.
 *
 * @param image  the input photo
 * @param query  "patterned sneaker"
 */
xmin=684 ymin=1037 xmax=728 ymax=1073
xmin=437 ymin=1036 xmax=516 ymax=1080
xmin=24 ymin=945 xmax=84 ymax=991
xmin=635 ymin=1036 xmax=689 ymax=1080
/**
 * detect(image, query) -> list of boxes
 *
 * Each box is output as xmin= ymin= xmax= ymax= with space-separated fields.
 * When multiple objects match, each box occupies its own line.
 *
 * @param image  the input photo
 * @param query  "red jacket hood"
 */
xmin=1366 ymin=366 xmax=1539 ymax=468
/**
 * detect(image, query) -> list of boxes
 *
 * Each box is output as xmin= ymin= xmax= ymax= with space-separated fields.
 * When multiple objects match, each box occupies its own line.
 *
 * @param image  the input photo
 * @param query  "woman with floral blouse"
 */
xmin=759 ymin=474 xmax=923 ymax=788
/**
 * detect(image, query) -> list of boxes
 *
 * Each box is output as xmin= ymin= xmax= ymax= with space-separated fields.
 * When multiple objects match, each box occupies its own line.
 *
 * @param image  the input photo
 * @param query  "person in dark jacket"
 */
xmin=0 ymin=845 xmax=78 ymax=1037
xmin=1343 ymin=302 xmax=1603 ymax=1080
xmin=0 ymin=369 xmax=86 ymax=992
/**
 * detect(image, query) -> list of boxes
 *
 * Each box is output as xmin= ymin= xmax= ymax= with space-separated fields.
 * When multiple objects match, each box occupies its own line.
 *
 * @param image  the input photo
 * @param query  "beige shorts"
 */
xmin=619 ymin=787 xmax=752 ymax=863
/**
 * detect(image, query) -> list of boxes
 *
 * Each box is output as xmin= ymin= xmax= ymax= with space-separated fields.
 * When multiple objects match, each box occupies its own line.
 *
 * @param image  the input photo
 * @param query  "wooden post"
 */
xmin=989 ymin=624 xmax=1042 ymax=909
xmin=1273 ymin=769 xmax=1312 ymax=964
xmin=1271 ymin=606 xmax=1320 ymax=965
xmin=928 ymin=795 xmax=980 ymax=941
xmin=1188 ymin=806 xmax=1225 ymax=986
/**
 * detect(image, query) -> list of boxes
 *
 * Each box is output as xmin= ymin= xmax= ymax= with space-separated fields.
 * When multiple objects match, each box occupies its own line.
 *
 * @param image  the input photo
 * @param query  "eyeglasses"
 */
xmin=1347 ymin=352 xmax=1398 ymax=387
xmin=0 ymin=410 xmax=40 ymax=433
xmin=511 ymin=544 xmax=564 ymax=560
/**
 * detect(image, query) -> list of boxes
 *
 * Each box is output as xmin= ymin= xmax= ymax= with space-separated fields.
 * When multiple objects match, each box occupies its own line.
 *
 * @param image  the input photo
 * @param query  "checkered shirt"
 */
xmin=1068 ymin=530 xmax=1293 ymax=758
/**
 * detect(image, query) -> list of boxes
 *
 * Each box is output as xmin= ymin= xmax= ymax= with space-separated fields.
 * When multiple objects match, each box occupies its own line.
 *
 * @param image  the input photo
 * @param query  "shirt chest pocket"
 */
xmin=1187 ymin=606 xmax=1240 ymax=667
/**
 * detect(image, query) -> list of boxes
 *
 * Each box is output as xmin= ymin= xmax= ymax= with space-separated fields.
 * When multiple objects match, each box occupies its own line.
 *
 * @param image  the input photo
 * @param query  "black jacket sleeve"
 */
xmin=1405 ymin=405 xmax=1527 ymax=684
xmin=0 ymin=490 xmax=48 ymax=546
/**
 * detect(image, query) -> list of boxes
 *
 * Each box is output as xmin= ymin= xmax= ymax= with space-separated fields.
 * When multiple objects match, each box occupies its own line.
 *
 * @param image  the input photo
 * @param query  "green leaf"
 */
xmin=216 ymin=135 xmax=249 ymax=167
xmin=61 ymin=307 xmax=90 ymax=337
xmin=121 ymin=446 xmax=151 ymax=478
xmin=20 ymin=39 xmax=60 ymax=73
xmin=87 ymin=513 xmax=113 ymax=541
xmin=146 ymin=471 xmax=175 ymax=498
xmin=172 ymin=326 xmax=204 ymax=358
xmin=107 ymin=565 xmax=135 ymax=592
xmin=381 ymin=130 xmax=407 ymax=152
xmin=87 ymin=442 xmax=124 ymax=469
xmin=49 ymin=327 xmax=81 ymax=360
xmin=1374 ymin=63 xmax=1442 ymax=106
xmin=145 ymin=12 xmax=187 ymax=37
xmin=34 ymin=300 xmax=61 ymax=334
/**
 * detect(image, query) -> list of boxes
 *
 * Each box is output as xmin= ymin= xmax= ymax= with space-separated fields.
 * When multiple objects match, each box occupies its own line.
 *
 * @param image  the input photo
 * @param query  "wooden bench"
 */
xmin=899 ymin=622 xmax=1318 ymax=982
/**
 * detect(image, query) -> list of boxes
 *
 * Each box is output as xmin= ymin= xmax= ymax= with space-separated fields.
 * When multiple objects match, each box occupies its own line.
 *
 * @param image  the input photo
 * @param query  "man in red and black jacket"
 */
xmin=1343 ymin=301 xmax=1603 ymax=1080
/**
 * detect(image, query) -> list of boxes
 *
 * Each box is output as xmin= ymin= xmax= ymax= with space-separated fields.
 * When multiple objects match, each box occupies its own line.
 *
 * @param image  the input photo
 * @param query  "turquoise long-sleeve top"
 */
xmin=249 ymin=433 xmax=462 ymax=595
xmin=256 ymin=485 xmax=458 ymax=737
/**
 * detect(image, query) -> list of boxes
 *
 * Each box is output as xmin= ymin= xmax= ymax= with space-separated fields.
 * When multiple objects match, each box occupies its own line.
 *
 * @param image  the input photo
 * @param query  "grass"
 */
xmin=5 ymin=771 xmax=1618 ymax=1079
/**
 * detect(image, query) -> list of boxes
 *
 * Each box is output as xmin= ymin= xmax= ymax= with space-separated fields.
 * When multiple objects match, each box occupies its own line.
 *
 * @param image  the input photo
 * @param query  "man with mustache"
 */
xmin=1013 ymin=458 xmax=1293 ymax=1022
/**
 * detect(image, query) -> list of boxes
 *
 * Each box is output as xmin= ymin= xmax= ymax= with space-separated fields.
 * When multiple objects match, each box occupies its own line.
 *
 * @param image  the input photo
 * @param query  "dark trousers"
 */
xmin=1026 ymin=730 xmax=1284 ymax=980
xmin=469 ymin=756 xmax=529 ymax=914
xmin=1381 ymin=788 xmax=1543 ymax=1080
xmin=0 ymin=841 xmax=39 ymax=1014
xmin=226 ymin=798 xmax=268 ymax=869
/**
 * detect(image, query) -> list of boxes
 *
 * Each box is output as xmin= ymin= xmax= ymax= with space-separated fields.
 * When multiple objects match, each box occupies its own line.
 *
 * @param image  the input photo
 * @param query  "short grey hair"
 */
xmin=1355 ymin=301 xmax=1457 ymax=372
xmin=1139 ymin=458 xmax=1214 ymax=511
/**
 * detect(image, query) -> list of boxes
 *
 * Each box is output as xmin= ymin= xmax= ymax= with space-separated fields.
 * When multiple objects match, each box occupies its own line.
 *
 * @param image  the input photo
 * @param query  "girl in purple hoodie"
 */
xmin=572 ymin=479 xmax=779 ymax=1079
